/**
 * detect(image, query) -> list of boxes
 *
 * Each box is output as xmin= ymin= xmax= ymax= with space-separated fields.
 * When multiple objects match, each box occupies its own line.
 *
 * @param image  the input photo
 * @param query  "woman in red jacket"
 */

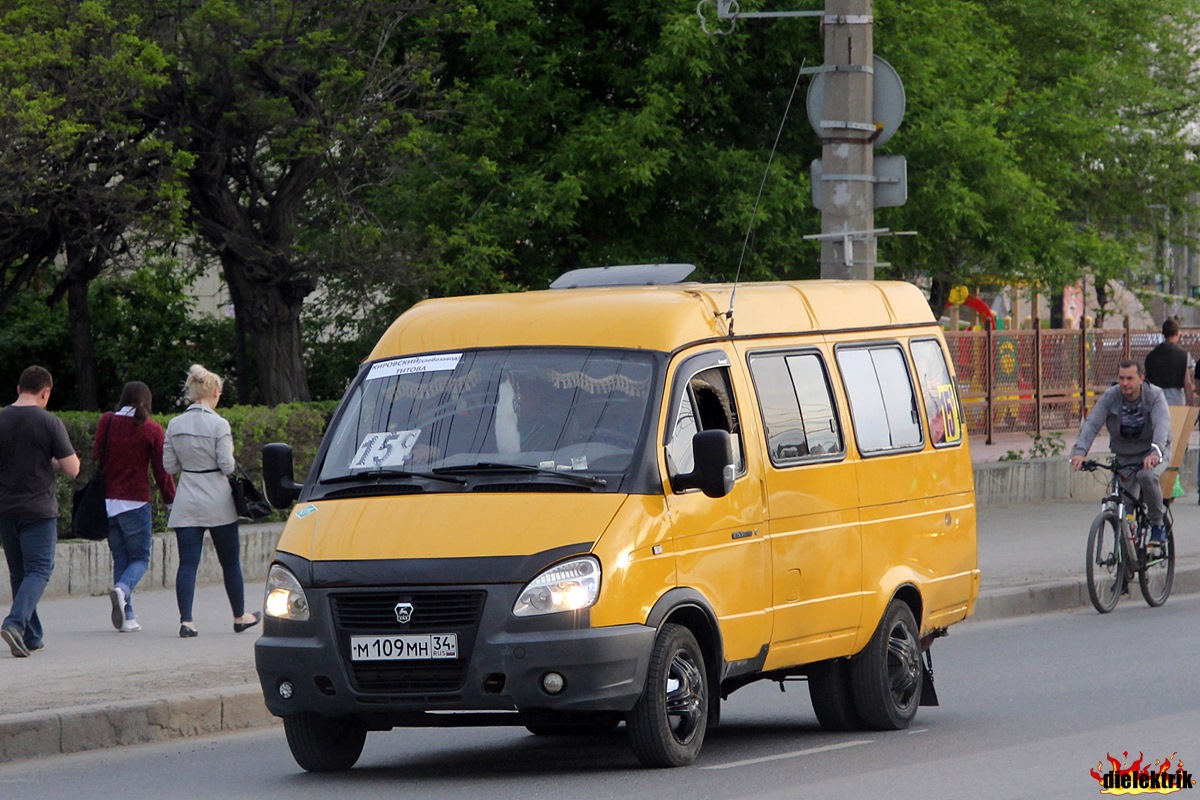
xmin=95 ymin=382 xmax=176 ymax=632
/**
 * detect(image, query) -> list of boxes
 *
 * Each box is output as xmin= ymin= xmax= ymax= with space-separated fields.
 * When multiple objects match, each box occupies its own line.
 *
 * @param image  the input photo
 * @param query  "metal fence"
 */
xmin=945 ymin=324 xmax=1200 ymax=444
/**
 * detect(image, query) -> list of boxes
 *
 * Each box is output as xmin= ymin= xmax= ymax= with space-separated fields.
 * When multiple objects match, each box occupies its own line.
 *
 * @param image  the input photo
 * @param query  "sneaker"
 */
xmin=1 ymin=625 xmax=30 ymax=658
xmin=109 ymin=586 xmax=126 ymax=631
xmin=120 ymin=618 xmax=142 ymax=633
xmin=1148 ymin=525 xmax=1167 ymax=547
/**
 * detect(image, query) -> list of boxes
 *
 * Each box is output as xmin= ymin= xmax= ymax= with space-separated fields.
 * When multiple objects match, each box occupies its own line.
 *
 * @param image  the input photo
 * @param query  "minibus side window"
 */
xmin=666 ymin=366 xmax=745 ymax=478
xmin=748 ymin=352 xmax=843 ymax=465
xmin=837 ymin=345 xmax=923 ymax=454
xmin=910 ymin=338 xmax=963 ymax=447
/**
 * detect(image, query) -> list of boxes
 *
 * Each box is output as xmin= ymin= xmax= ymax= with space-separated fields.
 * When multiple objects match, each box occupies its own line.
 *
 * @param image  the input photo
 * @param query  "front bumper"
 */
xmin=255 ymin=581 xmax=655 ymax=726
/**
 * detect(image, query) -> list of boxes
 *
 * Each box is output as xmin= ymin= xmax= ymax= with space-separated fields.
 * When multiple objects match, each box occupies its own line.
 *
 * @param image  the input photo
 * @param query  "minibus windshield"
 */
xmin=317 ymin=348 xmax=656 ymax=490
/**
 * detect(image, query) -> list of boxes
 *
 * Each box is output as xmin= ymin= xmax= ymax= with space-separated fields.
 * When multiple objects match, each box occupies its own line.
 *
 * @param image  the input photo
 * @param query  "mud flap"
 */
xmin=919 ymin=648 xmax=939 ymax=707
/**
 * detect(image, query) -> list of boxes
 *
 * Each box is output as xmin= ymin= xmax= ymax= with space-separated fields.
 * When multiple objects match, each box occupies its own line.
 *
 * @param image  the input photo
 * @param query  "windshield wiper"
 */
xmin=434 ymin=462 xmax=607 ymax=487
xmin=320 ymin=468 xmax=467 ymax=486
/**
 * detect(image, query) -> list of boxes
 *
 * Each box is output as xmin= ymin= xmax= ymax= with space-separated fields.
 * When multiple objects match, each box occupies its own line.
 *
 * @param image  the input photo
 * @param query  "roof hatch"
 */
xmin=549 ymin=263 xmax=696 ymax=289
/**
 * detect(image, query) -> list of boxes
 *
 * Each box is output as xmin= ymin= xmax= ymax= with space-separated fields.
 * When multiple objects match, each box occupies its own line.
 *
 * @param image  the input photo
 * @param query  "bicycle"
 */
xmin=1079 ymin=458 xmax=1175 ymax=613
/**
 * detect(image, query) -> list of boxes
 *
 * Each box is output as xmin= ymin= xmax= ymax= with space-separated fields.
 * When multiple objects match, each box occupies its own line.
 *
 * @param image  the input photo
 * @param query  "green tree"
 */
xmin=995 ymin=0 xmax=1200 ymax=293
xmin=401 ymin=0 xmax=823 ymax=298
xmin=0 ymin=261 xmax=236 ymax=411
xmin=0 ymin=0 xmax=190 ymax=409
xmin=877 ymin=0 xmax=1200 ymax=312
xmin=143 ymin=0 xmax=453 ymax=405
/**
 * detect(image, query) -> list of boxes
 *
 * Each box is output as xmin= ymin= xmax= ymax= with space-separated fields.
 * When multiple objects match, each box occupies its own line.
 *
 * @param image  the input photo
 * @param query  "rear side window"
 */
xmin=748 ymin=352 xmax=843 ymax=465
xmin=910 ymin=338 xmax=963 ymax=447
xmin=836 ymin=344 xmax=922 ymax=454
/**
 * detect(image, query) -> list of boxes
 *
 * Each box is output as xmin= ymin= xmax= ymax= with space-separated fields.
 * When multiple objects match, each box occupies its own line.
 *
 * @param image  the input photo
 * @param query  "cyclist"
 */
xmin=1070 ymin=360 xmax=1171 ymax=547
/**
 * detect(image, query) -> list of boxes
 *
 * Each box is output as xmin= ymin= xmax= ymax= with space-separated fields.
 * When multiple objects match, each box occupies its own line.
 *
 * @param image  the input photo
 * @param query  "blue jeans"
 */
xmin=175 ymin=523 xmax=244 ymax=623
xmin=108 ymin=505 xmax=152 ymax=620
xmin=0 ymin=517 xmax=57 ymax=648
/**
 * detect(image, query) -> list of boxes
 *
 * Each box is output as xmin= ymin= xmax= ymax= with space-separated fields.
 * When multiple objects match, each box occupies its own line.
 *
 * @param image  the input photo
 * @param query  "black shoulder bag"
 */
xmin=72 ymin=415 xmax=112 ymax=540
xmin=230 ymin=465 xmax=273 ymax=521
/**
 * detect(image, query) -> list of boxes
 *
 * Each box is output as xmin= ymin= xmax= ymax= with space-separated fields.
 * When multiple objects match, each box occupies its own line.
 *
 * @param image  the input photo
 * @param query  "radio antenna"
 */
xmin=723 ymin=57 xmax=807 ymax=338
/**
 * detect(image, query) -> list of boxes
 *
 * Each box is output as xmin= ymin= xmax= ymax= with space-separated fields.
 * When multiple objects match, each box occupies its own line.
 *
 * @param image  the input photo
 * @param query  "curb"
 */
xmin=0 ymin=684 xmax=276 ymax=763
xmin=6 ymin=574 xmax=1200 ymax=765
xmin=971 ymin=564 xmax=1200 ymax=621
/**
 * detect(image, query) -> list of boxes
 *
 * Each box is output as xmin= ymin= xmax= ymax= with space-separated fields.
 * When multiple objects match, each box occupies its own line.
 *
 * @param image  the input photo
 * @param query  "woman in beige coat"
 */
xmin=162 ymin=365 xmax=260 ymax=638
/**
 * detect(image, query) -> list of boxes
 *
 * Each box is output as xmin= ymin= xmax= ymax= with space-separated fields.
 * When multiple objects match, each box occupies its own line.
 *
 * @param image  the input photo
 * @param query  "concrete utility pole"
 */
xmin=702 ymin=0 xmax=892 ymax=279
xmin=818 ymin=0 xmax=875 ymax=279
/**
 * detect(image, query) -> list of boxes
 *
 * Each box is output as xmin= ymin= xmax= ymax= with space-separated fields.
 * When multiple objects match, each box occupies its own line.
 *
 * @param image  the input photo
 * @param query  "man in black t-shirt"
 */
xmin=0 ymin=366 xmax=80 ymax=657
xmin=1144 ymin=318 xmax=1191 ymax=406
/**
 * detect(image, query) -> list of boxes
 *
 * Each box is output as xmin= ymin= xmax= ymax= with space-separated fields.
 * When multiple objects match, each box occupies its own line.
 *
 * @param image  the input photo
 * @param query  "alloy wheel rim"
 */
xmin=886 ymin=620 xmax=921 ymax=709
xmin=664 ymin=650 xmax=704 ymax=744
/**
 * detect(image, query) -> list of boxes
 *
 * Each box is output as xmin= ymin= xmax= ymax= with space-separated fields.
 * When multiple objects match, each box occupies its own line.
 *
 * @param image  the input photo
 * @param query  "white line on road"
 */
xmin=701 ymin=739 xmax=874 ymax=770
xmin=907 ymin=728 xmax=929 ymax=734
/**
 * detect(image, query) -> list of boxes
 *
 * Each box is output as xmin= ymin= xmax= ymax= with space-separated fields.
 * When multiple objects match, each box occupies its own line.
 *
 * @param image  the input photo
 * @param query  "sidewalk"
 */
xmin=3 ymin=446 xmax=1200 ymax=762
xmin=0 ymin=584 xmax=272 ymax=762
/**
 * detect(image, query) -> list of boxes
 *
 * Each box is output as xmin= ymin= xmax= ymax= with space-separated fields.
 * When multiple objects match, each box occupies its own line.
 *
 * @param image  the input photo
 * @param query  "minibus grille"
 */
xmin=331 ymin=591 xmax=485 ymax=631
xmin=330 ymin=590 xmax=486 ymax=695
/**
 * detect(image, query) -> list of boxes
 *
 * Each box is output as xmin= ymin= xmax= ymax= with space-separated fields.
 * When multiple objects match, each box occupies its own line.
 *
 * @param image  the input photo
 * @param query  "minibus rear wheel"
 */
xmin=283 ymin=713 xmax=367 ymax=772
xmin=850 ymin=599 xmax=922 ymax=730
xmin=808 ymin=658 xmax=862 ymax=731
xmin=627 ymin=623 xmax=708 ymax=767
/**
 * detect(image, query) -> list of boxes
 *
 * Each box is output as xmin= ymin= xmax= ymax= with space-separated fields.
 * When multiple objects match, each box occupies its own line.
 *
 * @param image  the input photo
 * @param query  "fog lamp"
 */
xmin=542 ymin=672 xmax=566 ymax=694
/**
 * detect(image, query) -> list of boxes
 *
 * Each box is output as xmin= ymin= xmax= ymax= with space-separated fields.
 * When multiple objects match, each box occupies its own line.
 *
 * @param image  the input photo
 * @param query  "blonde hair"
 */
xmin=184 ymin=364 xmax=224 ymax=403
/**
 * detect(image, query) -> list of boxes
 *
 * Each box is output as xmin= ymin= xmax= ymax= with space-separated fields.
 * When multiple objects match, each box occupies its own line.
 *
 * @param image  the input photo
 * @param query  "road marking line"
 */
xmin=907 ymin=728 xmax=929 ymax=734
xmin=701 ymin=739 xmax=874 ymax=770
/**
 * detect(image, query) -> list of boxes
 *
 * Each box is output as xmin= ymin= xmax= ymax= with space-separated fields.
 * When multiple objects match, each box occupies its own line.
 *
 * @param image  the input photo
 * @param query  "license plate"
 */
xmin=350 ymin=633 xmax=459 ymax=661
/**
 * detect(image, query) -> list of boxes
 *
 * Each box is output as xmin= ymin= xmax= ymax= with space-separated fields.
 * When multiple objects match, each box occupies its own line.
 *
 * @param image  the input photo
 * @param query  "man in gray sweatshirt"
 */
xmin=1070 ymin=360 xmax=1171 ymax=546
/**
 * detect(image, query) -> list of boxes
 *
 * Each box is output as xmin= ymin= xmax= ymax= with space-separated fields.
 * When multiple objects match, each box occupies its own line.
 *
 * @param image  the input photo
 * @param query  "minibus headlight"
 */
xmin=265 ymin=564 xmax=310 ymax=621
xmin=513 ymin=557 xmax=601 ymax=617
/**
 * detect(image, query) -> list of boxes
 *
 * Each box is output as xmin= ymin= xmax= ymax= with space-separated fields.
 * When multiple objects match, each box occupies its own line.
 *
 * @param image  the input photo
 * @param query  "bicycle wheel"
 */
xmin=1086 ymin=513 xmax=1124 ymax=613
xmin=1139 ymin=514 xmax=1175 ymax=607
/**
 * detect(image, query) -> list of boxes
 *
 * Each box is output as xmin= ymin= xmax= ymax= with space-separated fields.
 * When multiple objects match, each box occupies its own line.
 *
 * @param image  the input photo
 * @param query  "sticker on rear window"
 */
xmin=367 ymin=354 xmax=462 ymax=380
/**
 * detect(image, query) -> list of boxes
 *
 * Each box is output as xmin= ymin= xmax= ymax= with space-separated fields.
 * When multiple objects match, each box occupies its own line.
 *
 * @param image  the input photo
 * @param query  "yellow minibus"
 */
xmin=256 ymin=268 xmax=979 ymax=771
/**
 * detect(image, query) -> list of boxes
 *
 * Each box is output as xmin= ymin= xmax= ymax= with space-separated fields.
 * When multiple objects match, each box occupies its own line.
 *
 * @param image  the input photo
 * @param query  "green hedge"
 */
xmin=52 ymin=402 xmax=337 ymax=539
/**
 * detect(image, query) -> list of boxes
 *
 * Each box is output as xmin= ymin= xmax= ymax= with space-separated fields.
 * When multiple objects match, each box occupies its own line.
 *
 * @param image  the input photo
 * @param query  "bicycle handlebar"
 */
xmin=1078 ymin=458 xmax=1146 ymax=486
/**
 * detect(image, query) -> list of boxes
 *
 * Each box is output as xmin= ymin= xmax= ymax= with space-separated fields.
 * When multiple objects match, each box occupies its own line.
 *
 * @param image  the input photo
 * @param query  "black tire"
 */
xmin=1086 ymin=513 xmax=1124 ymax=614
xmin=1139 ymin=516 xmax=1175 ymax=608
xmin=808 ymin=658 xmax=863 ymax=731
xmin=850 ymin=600 xmax=922 ymax=730
xmin=627 ymin=623 xmax=708 ymax=768
xmin=282 ymin=713 xmax=367 ymax=772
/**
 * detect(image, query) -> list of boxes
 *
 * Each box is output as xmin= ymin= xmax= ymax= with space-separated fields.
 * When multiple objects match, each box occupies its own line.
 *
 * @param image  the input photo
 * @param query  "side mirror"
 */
xmin=671 ymin=429 xmax=735 ymax=498
xmin=262 ymin=443 xmax=304 ymax=509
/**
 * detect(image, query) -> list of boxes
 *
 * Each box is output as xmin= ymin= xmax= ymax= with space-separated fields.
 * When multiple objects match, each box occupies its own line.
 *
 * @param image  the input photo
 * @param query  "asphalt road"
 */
xmin=5 ymin=594 xmax=1198 ymax=800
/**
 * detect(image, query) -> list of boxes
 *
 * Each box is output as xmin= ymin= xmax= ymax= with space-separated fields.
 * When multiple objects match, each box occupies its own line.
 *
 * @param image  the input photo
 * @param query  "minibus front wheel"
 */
xmin=627 ymin=623 xmax=709 ymax=767
xmin=283 ymin=713 xmax=368 ymax=772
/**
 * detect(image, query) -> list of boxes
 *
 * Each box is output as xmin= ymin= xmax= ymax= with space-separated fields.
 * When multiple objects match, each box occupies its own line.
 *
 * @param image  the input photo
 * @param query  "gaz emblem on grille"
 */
xmin=394 ymin=602 xmax=414 ymax=624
